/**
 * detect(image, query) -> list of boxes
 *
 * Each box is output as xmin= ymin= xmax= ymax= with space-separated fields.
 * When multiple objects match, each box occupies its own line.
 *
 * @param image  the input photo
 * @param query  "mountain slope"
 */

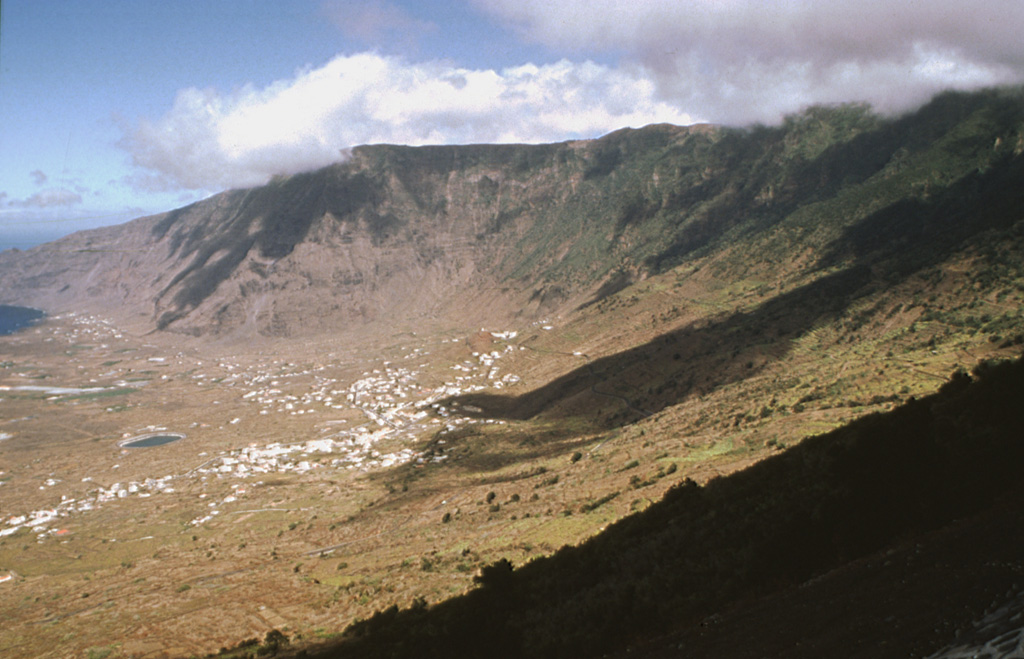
xmin=0 ymin=127 xmax=704 ymax=337
xmin=3 ymin=87 xmax=1022 ymax=342
xmin=292 ymin=356 xmax=1024 ymax=659
xmin=3 ymin=87 xmax=1024 ymax=659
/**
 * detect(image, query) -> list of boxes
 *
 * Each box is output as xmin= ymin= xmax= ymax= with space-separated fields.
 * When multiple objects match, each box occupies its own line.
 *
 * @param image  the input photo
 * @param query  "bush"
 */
xmin=473 ymin=558 xmax=514 ymax=589
xmin=256 ymin=629 xmax=289 ymax=656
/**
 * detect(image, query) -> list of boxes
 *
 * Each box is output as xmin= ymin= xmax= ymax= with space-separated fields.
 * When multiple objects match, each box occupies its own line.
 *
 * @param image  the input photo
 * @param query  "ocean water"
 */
xmin=0 ymin=305 xmax=45 ymax=336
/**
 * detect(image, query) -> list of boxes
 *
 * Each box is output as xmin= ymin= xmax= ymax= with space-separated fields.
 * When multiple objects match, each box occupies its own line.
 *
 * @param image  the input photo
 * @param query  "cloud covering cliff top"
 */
xmin=2 ymin=0 xmax=1022 ymax=246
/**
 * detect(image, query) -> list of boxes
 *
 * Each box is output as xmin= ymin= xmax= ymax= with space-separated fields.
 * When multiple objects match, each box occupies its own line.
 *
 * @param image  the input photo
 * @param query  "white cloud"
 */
xmin=120 ymin=53 xmax=695 ymax=191
xmin=6 ymin=188 xmax=83 ymax=209
xmin=476 ymin=0 xmax=1024 ymax=124
xmin=29 ymin=170 xmax=48 ymax=186
xmin=118 ymin=3 xmax=1024 ymax=195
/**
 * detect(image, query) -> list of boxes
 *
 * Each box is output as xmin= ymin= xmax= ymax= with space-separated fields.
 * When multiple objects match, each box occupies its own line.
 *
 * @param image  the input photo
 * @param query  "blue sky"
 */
xmin=2 ymin=1 xmax=1022 ymax=250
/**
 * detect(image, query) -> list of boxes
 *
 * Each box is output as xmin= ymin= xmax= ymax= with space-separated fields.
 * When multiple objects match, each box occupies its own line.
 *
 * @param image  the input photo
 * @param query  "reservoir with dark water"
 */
xmin=0 ymin=305 xmax=45 ymax=335
xmin=119 ymin=433 xmax=185 ymax=448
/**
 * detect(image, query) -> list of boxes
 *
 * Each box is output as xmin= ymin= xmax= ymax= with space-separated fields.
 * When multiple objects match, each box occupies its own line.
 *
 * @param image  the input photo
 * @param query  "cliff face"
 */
xmin=2 ymin=87 xmax=1023 ymax=340
xmin=0 ymin=124 xmax=709 ymax=337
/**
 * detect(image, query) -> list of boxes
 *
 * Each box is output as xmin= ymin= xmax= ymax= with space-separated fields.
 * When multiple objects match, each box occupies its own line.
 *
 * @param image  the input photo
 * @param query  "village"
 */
xmin=0 ymin=313 xmax=533 ymax=543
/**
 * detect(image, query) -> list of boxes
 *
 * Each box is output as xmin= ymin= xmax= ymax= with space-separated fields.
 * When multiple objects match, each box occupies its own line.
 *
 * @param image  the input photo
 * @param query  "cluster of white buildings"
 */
xmin=56 ymin=312 xmax=126 ymax=345
xmin=191 ymin=434 xmax=421 ymax=481
xmin=477 ymin=346 xmax=523 ymax=390
xmin=2 ymin=508 xmax=64 ymax=538
xmin=1 ymin=327 xmax=529 ymax=543
xmin=1 ymin=474 xmax=177 ymax=540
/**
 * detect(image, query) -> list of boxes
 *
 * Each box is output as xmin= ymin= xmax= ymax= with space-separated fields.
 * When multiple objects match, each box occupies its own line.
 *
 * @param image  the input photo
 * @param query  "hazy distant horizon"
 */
xmin=0 ymin=231 xmax=71 ymax=252
xmin=0 ymin=220 xmax=120 ymax=252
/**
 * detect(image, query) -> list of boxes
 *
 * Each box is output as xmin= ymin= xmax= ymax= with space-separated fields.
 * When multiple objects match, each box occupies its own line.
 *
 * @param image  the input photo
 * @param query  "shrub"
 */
xmin=473 ymin=558 xmax=514 ymax=589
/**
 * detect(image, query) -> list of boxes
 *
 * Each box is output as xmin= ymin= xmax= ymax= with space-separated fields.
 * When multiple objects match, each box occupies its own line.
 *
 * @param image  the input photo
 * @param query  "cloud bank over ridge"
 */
xmin=121 ymin=54 xmax=694 ymax=191
xmin=478 ymin=0 xmax=1024 ymax=122
xmin=120 ymin=1 xmax=1024 ymax=193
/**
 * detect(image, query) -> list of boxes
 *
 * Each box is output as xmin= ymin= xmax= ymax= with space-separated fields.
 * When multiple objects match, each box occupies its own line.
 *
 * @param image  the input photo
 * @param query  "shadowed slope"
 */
xmin=302 ymin=356 xmax=1024 ymax=659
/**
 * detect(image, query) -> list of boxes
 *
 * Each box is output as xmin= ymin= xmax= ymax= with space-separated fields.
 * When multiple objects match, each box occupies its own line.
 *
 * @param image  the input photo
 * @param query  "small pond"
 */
xmin=0 ymin=305 xmax=44 ymax=336
xmin=119 ymin=433 xmax=185 ymax=448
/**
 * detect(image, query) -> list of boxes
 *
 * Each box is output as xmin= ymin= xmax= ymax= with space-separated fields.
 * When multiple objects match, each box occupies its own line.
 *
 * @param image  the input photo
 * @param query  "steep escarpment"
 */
xmin=0 ymin=126 xmax=709 ymax=337
xmin=2 ymin=87 xmax=1024 ymax=341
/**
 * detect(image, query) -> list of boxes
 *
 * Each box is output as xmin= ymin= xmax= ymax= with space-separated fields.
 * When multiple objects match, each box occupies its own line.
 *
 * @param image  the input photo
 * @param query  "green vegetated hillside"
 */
xmin=444 ymin=88 xmax=1024 ymax=431
xmin=304 ymin=357 xmax=1024 ymax=659
xmin=196 ymin=87 xmax=1024 ymax=658
xmin=496 ymin=86 xmax=1024 ymax=303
